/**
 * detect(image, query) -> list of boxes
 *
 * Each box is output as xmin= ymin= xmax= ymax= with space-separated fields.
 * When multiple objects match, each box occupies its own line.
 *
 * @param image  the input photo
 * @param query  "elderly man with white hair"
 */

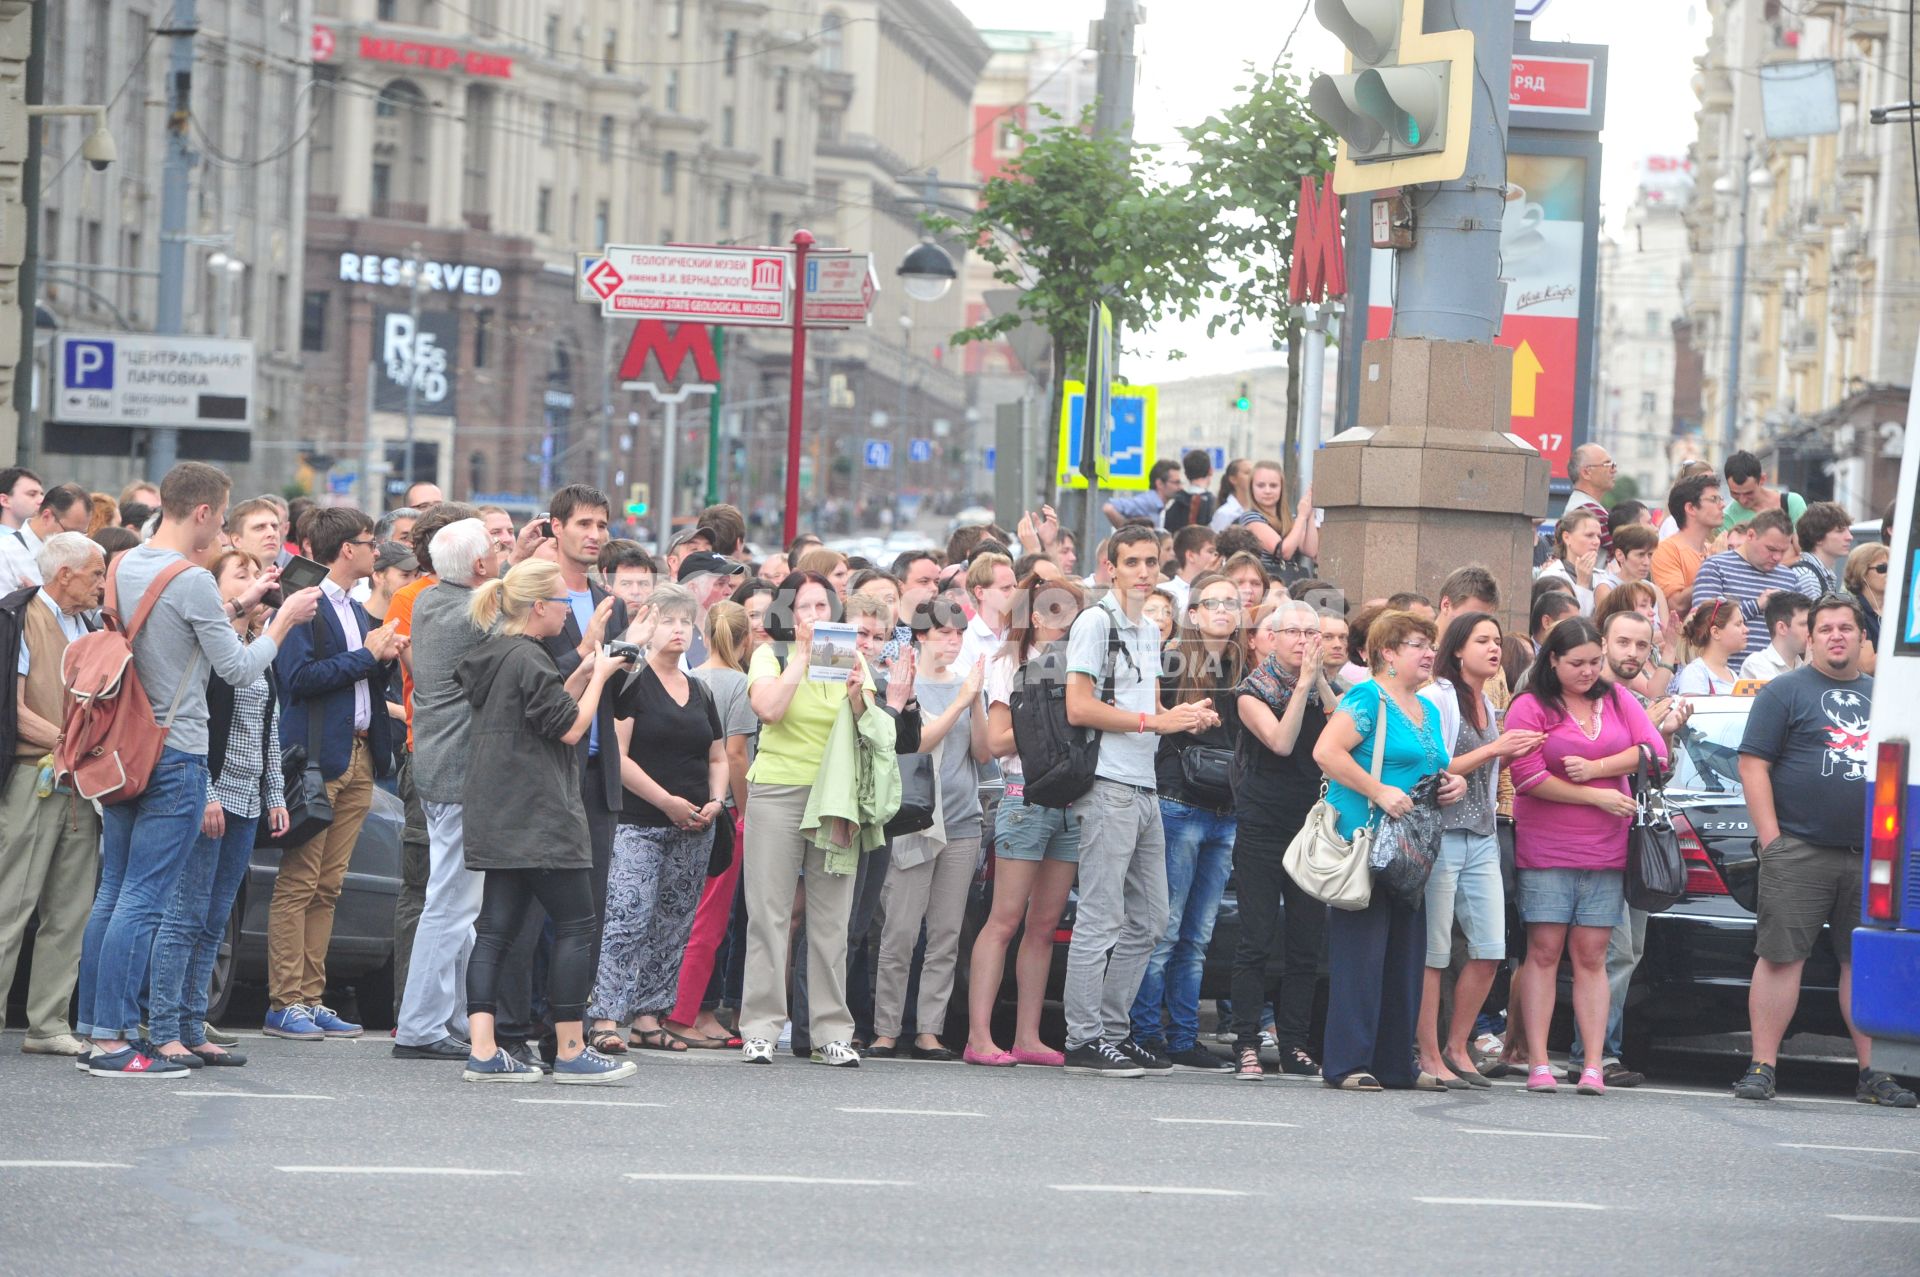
xmin=392 ymin=518 xmax=507 ymax=1060
xmin=0 ymin=532 xmax=107 ymax=1055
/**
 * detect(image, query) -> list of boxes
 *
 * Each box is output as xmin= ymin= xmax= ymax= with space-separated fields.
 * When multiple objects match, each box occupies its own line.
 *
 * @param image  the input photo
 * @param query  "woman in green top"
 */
xmin=738 ymin=571 xmax=887 ymax=1067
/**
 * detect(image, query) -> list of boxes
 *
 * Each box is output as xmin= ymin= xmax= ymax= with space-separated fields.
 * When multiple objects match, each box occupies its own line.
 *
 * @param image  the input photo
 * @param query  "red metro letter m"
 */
xmin=618 ymin=320 xmax=721 ymax=385
xmin=1289 ymin=174 xmax=1347 ymax=305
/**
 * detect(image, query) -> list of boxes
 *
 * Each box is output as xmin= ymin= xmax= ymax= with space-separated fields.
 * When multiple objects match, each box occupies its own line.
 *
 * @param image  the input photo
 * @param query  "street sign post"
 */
xmin=1056 ymin=379 xmax=1157 ymax=491
xmin=804 ymin=253 xmax=878 ymax=325
xmin=52 ymin=333 xmax=255 ymax=429
xmin=593 ymin=245 xmax=795 ymax=325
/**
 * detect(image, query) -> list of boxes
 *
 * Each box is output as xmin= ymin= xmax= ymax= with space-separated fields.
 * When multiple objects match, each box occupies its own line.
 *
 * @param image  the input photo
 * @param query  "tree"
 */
xmin=934 ymin=107 xmax=1220 ymax=486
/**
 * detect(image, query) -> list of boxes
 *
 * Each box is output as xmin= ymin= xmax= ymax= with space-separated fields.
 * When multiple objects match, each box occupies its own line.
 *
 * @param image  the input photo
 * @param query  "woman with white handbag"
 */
xmin=1311 ymin=610 xmax=1468 ymax=1091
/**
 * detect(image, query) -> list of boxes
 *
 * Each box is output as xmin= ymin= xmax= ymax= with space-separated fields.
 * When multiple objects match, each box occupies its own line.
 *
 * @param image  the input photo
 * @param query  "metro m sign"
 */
xmin=1289 ymin=174 xmax=1347 ymax=304
xmin=618 ymin=320 xmax=720 ymax=385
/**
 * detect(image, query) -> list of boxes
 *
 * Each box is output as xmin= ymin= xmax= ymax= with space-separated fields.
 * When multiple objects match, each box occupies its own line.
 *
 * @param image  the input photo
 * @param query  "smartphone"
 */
xmin=537 ymin=514 xmax=556 ymax=539
xmin=604 ymin=640 xmax=642 ymax=663
xmin=278 ymin=554 xmax=329 ymax=594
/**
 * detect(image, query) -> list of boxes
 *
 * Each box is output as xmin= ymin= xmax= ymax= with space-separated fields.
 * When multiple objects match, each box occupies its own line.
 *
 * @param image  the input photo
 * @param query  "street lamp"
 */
xmin=394 ymin=240 xmax=427 ymax=492
xmin=205 ymin=251 xmax=245 ymax=338
xmin=897 ymin=239 xmax=957 ymax=302
xmin=1712 ymin=133 xmax=1774 ymax=462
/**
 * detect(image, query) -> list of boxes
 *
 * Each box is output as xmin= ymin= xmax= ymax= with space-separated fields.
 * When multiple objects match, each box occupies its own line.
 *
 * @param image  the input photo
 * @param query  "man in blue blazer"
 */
xmin=266 ymin=507 xmax=407 ymax=1041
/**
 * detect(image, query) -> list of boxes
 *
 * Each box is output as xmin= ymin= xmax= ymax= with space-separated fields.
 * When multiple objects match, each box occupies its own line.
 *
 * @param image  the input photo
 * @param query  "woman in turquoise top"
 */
xmin=1311 ymin=610 xmax=1467 ymax=1091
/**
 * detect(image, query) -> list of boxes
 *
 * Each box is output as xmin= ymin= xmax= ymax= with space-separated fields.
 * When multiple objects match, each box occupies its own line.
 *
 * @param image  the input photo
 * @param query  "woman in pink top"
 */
xmin=1506 ymin=617 xmax=1668 ymax=1097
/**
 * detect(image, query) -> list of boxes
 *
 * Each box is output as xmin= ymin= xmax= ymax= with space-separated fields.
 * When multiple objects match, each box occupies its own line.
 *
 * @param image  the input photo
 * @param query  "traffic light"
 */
xmin=1307 ymin=0 xmax=1475 ymax=195
xmin=1233 ymin=382 xmax=1251 ymax=412
xmin=626 ymin=482 xmax=649 ymax=518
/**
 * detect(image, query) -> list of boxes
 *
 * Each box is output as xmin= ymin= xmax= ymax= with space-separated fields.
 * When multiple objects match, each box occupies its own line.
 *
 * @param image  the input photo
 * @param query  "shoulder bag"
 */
xmin=1282 ymin=708 xmax=1388 ymax=912
xmin=1624 ymin=743 xmax=1686 ymax=912
xmin=262 ymin=618 xmax=336 ymax=848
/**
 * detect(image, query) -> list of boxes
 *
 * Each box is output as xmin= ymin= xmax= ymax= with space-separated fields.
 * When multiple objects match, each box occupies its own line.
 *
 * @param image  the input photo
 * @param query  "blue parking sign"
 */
xmin=908 ymin=438 xmax=933 ymax=463
xmin=1208 ymin=446 xmax=1227 ymax=473
xmin=863 ymin=440 xmax=892 ymax=469
xmin=983 ymin=447 xmax=996 ymax=473
xmin=64 ymin=339 xmax=114 ymax=390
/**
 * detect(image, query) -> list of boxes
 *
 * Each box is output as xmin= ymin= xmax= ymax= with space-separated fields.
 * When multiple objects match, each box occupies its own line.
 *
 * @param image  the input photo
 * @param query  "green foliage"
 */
xmin=1607 ymin=473 xmax=1642 ymax=504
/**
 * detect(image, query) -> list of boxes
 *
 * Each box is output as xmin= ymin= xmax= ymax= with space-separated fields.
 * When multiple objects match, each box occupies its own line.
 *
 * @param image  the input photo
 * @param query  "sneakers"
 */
xmin=1279 ymin=1046 xmax=1322 ymax=1077
xmin=86 ymin=1046 xmax=189 ymax=1078
xmin=262 ymin=1005 xmax=325 ymax=1041
xmin=741 ymin=1038 xmax=775 ymax=1065
xmin=1064 ymin=1041 xmax=1147 ymax=1078
xmin=1576 ymin=1066 xmax=1606 ymax=1097
xmin=1526 ymin=1064 xmax=1558 ymax=1094
xmin=463 ymin=1048 xmax=544 ymax=1083
xmin=1857 ymin=1069 xmax=1919 ymax=1108
xmin=1116 ymin=1038 xmax=1174 ymax=1074
xmin=1168 ymin=1045 xmax=1232 ymax=1072
xmin=810 ymin=1041 xmax=861 ymax=1067
xmin=308 ymin=1006 xmax=363 ymax=1039
xmin=1731 ymin=1061 xmax=1776 ymax=1102
xmin=22 ymin=1032 xmax=89 ymax=1056
xmin=552 ymin=1047 xmax=638 ymax=1085
xmin=1234 ymin=1045 xmax=1265 ymax=1081
xmin=1564 ymin=1059 xmax=1644 ymax=1088
xmin=1259 ymin=1029 xmax=1278 ymax=1051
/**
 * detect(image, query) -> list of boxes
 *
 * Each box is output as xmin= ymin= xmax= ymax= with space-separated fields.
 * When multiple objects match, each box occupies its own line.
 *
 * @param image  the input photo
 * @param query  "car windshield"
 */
xmin=1667 ymin=706 xmax=1751 ymax=797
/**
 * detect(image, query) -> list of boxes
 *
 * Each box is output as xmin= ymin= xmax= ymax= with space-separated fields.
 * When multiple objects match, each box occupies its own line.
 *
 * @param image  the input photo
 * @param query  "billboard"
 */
xmin=374 ymin=309 xmax=458 ymax=415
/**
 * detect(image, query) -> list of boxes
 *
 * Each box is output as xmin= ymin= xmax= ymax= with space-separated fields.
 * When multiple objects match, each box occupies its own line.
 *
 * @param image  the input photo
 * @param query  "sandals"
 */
xmin=664 ymin=1027 xmax=730 ymax=1050
xmin=1330 ymin=1072 xmax=1383 ymax=1091
xmin=588 ymin=1028 xmax=628 ymax=1055
xmin=630 ymin=1028 xmax=687 ymax=1053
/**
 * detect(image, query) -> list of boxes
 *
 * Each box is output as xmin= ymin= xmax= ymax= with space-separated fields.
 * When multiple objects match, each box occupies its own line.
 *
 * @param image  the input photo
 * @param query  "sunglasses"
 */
xmin=1869 ymin=563 xmax=1888 ymax=575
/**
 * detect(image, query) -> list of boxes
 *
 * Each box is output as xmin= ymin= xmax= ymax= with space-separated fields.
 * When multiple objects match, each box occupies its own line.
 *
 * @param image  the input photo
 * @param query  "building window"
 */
xmin=463 ymin=84 xmax=494 ymax=220
xmin=603 ymin=28 xmax=617 ymax=71
xmin=667 ymin=0 xmax=683 ymax=37
xmin=818 ymin=108 xmax=842 ymax=143
xmin=772 ymin=137 xmax=784 ymax=176
xmin=301 ymin=290 xmax=328 ymax=352
xmin=775 ymin=67 xmax=789 ymax=112
xmin=721 ymin=106 xmax=735 ymax=148
xmin=377 ymin=0 xmax=396 ymax=18
xmin=662 ymin=151 xmax=677 ymax=194
xmin=724 ymin=30 xmax=738 ymax=75
xmin=717 ymin=183 xmax=732 ymax=230
xmin=1645 ymin=308 xmax=1662 ymax=336
xmin=599 ymin=114 xmax=614 ymax=160
xmin=474 ymin=308 xmax=493 ymax=368
xmin=768 ymin=211 xmax=783 ymax=245
xmin=537 ymin=185 xmax=553 ymax=234
xmin=665 ymin=70 xmax=680 ymax=112
xmin=594 ymin=200 xmax=609 ymax=247
xmin=819 ymin=11 xmax=845 ymax=70
xmin=371 ymin=79 xmax=429 ymax=211
xmin=541 ymin=103 xmax=555 ymax=143
xmin=371 ymin=162 xmax=392 ymax=205
xmin=1639 ymin=391 xmax=1658 ymax=415
xmin=545 ymin=12 xmax=559 ymax=54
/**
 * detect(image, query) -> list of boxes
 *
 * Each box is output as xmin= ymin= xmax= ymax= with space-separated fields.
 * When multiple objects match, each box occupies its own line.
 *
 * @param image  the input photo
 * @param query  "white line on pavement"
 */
xmin=512 ymin=1098 xmax=668 ymax=1108
xmin=623 ymin=1173 xmax=912 ymax=1186
xmin=1456 ymin=1128 xmax=1609 ymax=1141
xmin=1783 ymin=1144 xmax=1920 ymax=1156
xmin=1152 ymin=1118 xmax=1300 ymax=1129
xmin=837 ymin=1107 xmax=984 ymax=1118
xmin=1631 ymin=1085 xmax=1856 ymax=1106
xmin=276 ymin=1166 xmax=522 ymax=1176
xmin=1827 ymin=1215 xmax=1920 ymax=1224
xmin=173 ymin=1091 xmax=333 ymax=1101
xmin=1050 ymin=1185 xmax=1251 ymax=1197
xmin=1415 ymin=1197 xmax=1607 ymax=1211
xmin=0 ymin=1160 xmax=132 ymax=1169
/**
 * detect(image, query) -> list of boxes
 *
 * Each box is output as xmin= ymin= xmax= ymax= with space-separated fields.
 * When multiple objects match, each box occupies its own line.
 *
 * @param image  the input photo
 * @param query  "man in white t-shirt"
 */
xmin=1737 ymin=593 xmax=1810 ymax=683
xmin=955 ymin=551 xmax=1015 ymax=674
xmin=1160 ymin=524 xmax=1219 ymax=616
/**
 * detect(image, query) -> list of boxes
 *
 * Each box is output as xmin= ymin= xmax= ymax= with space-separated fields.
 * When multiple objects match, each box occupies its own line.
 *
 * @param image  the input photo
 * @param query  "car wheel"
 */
xmin=203 ymin=894 xmax=242 ymax=1025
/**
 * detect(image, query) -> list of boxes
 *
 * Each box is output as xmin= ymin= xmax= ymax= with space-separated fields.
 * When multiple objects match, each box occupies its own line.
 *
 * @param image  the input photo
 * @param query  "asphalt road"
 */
xmin=3 ymin=1029 xmax=1916 ymax=1274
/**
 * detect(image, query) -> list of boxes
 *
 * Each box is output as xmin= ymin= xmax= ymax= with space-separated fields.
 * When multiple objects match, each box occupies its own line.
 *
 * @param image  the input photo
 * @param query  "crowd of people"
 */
xmin=0 ymin=444 xmax=1908 ymax=1109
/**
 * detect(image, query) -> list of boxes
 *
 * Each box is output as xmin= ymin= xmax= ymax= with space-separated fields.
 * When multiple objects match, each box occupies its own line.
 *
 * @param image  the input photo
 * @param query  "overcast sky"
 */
xmin=952 ymin=0 xmax=1709 ymax=381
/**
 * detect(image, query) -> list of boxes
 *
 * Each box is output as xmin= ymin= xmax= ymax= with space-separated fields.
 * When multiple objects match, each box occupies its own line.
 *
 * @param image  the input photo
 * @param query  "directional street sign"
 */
xmin=595 ymin=245 xmax=794 ymax=325
xmin=1515 ymin=0 xmax=1554 ymax=18
xmin=908 ymin=438 xmax=933 ymax=463
xmin=804 ymin=252 xmax=878 ymax=326
xmin=1056 ymin=380 xmax=1158 ymax=491
xmin=53 ymin=333 xmax=255 ymax=429
xmin=863 ymin=439 xmax=893 ymax=469
xmin=1207 ymin=446 xmax=1227 ymax=474
xmin=983 ymin=446 xmax=996 ymax=473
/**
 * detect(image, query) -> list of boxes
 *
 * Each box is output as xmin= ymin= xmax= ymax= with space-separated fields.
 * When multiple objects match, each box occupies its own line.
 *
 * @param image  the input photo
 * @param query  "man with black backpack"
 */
xmin=1161 ymin=450 xmax=1217 ymax=534
xmin=1059 ymin=526 xmax=1216 ymax=1076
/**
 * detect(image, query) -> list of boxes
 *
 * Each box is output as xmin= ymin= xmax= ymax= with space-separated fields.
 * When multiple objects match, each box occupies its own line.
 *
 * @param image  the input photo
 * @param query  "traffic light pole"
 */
xmin=149 ymin=0 xmax=200 ymax=481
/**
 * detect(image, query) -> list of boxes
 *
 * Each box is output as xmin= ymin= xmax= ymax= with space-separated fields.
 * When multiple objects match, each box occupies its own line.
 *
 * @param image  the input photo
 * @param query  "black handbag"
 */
xmin=706 ymin=809 xmax=735 ymax=877
xmin=1177 ymin=744 xmax=1236 ymax=807
xmin=885 ymin=752 xmax=937 ymax=839
xmin=262 ymin=706 xmax=333 ymax=848
xmin=1625 ymin=744 xmax=1686 ymax=912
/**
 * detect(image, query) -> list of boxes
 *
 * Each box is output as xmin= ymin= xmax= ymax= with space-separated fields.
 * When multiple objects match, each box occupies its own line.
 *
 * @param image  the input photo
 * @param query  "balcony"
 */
xmin=1840 ymin=147 xmax=1878 ymax=178
xmin=463 ymin=211 xmax=492 ymax=232
xmin=372 ymin=199 xmax=429 ymax=223
xmin=1834 ymin=61 xmax=1861 ymax=104
xmin=1846 ymin=7 xmax=1890 ymax=41
xmin=1787 ymin=324 xmax=1821 ymax=370
xmin=309 ymin=193 xmax=339 ymax=214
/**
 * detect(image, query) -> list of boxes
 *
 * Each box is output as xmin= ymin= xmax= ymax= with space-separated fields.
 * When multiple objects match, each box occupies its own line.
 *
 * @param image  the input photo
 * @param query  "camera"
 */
xmin=604 ymin=640 xmax=642 ymax=663
xmin=82 ymin=124 xmax=118 ymax=172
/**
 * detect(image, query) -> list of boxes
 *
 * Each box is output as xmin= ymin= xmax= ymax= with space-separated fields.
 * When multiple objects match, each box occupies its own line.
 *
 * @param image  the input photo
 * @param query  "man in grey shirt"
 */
xmin=76 ymin=463 xmax=320 ymax=1077
xmin=394 ymin=519 xmax=502 ymax=1059
xmin=1060 ymin=526 xmax=1215 ymax=1077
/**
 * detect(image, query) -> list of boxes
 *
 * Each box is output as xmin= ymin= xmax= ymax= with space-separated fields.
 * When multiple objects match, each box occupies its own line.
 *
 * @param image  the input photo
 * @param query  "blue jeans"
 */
xmin=148 ymin=812 xmax=259 ymax=1047
xmin=1128 ymin=799 xmax=1235 ymax=1052
xmin=77 ymin=749 xmax=209 ymax=1039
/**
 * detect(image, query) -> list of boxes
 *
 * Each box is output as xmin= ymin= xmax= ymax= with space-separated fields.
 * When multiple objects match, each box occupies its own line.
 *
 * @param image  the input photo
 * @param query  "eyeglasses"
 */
xmin=1397 ymin=639 xmax=1436 ymax=653
xmin=1195 ymin=598 xmax=1239 ymax=612
xmin=543 ymin=595 xmax=571 ymax=605
xmin=346 ymin=537 xmax=378 ymax=549
xmin=1273 ymin=626 xmax=1317 ymax=639
xmin=1869 ymin=563 xmax=1888 ymax=575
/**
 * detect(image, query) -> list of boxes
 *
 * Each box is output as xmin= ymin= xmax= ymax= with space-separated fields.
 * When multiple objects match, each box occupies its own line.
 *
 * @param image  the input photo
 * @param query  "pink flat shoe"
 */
xmin=1010 ymin=1046 xmax=1065 ymax=1067
xmin=1526 ymin=1065 xmax=1558 ymax=1094
xmin=1577 ymin=1066 xmax=1606 ymax=1096
xmin=963 ymin=1046 xmax=1017 ymax=1067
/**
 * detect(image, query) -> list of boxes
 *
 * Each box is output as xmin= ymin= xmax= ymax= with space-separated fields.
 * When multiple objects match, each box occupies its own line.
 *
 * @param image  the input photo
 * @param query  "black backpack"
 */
xmin=1010 ymin=615 xmax=1132 ymax=809
xmin=1163 ymin=489 xmax=1214 ymax=533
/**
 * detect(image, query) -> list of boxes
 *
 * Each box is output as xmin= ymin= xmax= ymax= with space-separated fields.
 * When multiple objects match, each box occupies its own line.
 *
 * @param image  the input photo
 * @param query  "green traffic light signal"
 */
xmin=1235 ymin=395 xmax=1251 ymax=411
xmin=626 ymin=502 xmax=648 ymax=517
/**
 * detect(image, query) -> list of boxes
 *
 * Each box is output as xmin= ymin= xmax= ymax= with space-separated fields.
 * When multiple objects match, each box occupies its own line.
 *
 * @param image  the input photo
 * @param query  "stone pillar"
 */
xmin=0 ymin=1 xmax=31 ymax=465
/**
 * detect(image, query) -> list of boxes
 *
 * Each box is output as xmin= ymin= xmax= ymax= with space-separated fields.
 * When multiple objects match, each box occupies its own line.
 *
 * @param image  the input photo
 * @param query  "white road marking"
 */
xmin=1153 ymin=1117 xmax=1299 ymax=1129
xmin=837 ymin=1107 xmax=983 ymax=1118
xmin=1050 ymin=1185 xmax=1251 ymax=1197
xmin=1828 ymin=1215 xmax=1920 ymax=1224
xmin=512 ymin=1098 xmax=667 ymax=1108
xmin=1783 ymin=1144 xmax=1920 ymax=1156
xmin=173 ymin=1091 xmax=333 ymax=1101
xmin=1457 ymin=1128 xmax=1608 ymax=1141
xmin=1632 ymin=1085 xmax=1856 ymax=1106
xmin=623 ymin=1173 xmax=911 ymax=1186
xmin=1415 ymin=1197 xmax=1607 ymax=1211
xmin=0 ymin=1160 xmax=132 ymax=1169
xmin=276 ymin=1166 xmax=521 ymax=1176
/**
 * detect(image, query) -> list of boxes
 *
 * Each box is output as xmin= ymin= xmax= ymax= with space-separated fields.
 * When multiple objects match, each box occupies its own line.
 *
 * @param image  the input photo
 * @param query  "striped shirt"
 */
xmin=1689 ymin=550 xmax=1817 ymax=657
xmin=212 ymin=673 xmax=286 ymax=819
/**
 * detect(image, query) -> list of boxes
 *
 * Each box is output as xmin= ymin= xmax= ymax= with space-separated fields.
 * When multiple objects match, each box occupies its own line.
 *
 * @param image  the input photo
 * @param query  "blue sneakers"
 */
xmin=86 ymin=1046 xmax=188 ymax=1078
xmin=463 ymin=1048 xmax=544 ymax=1083
xmin=263 ymin=1005 xmax=325 ymax=1040
xmin=551 ymin=1048 xmax=639 ymax=1085
xmin=308 ymin=1006 xmax=363 ymax=1039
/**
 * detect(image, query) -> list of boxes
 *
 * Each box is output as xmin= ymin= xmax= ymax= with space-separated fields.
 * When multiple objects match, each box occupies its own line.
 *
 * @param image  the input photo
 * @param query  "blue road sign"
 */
xmin=1058 ymin=383 xmax=1157 ymax=490
xmin=64 ymin=339 xmax=114 ymax=390
xmin=863 ymin=439 xmax=893 ymax=469
xmin=1208 ymin=446 xmax=1227 ymax=473
xmin=908 ymin=438 xmax=933 ymax=463
xmin=983 ymin=446 xmax=996 ymax=473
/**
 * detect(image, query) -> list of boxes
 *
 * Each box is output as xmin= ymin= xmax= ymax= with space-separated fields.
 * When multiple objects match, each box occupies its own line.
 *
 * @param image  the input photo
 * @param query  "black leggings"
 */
xmin=467 ymin=868 xmax=597 ymax=1023
xmin=1230 ymin=816 xmax=1329 ymax=1051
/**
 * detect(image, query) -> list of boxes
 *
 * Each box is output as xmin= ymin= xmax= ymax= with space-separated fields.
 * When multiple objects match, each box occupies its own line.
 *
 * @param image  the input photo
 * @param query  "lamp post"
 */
xmin=394 ymin=240 xmax=427 ymax=496
xmin=1713 ymin=134 xmax=1774 ymax=463
xmin=206 ymin=251 xmax=245 ymax=338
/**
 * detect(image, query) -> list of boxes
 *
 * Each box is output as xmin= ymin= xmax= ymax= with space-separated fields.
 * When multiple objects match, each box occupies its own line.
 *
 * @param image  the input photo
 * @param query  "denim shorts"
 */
xmin=1516 ymin=867 xmax=1625 ymax=929
xmin=1424 ymin=828 xmax=1505 ymax=967
xmin=993 ymin=787 xmax=1080 ymax=863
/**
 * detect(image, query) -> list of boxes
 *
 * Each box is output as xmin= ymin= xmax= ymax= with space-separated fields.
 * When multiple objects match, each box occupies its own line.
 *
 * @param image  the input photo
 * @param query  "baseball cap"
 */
xmin=374 ymin=540 xmax=418 ymax=573
xmin=677 ymin=551 xmax=747 ymax=582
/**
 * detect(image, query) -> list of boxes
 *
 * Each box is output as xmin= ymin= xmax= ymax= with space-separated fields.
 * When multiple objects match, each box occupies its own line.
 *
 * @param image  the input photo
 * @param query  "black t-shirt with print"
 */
xmin=1738 ymin=665 xmax=1873 ymax=847
xmin=614 ymin=665 xmax=724 ymax=826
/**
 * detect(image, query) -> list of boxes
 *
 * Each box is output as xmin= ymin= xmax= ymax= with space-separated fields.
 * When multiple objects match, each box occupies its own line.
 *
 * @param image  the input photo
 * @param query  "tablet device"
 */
xmin=278 ymin=554 xmax=330 ymax=593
